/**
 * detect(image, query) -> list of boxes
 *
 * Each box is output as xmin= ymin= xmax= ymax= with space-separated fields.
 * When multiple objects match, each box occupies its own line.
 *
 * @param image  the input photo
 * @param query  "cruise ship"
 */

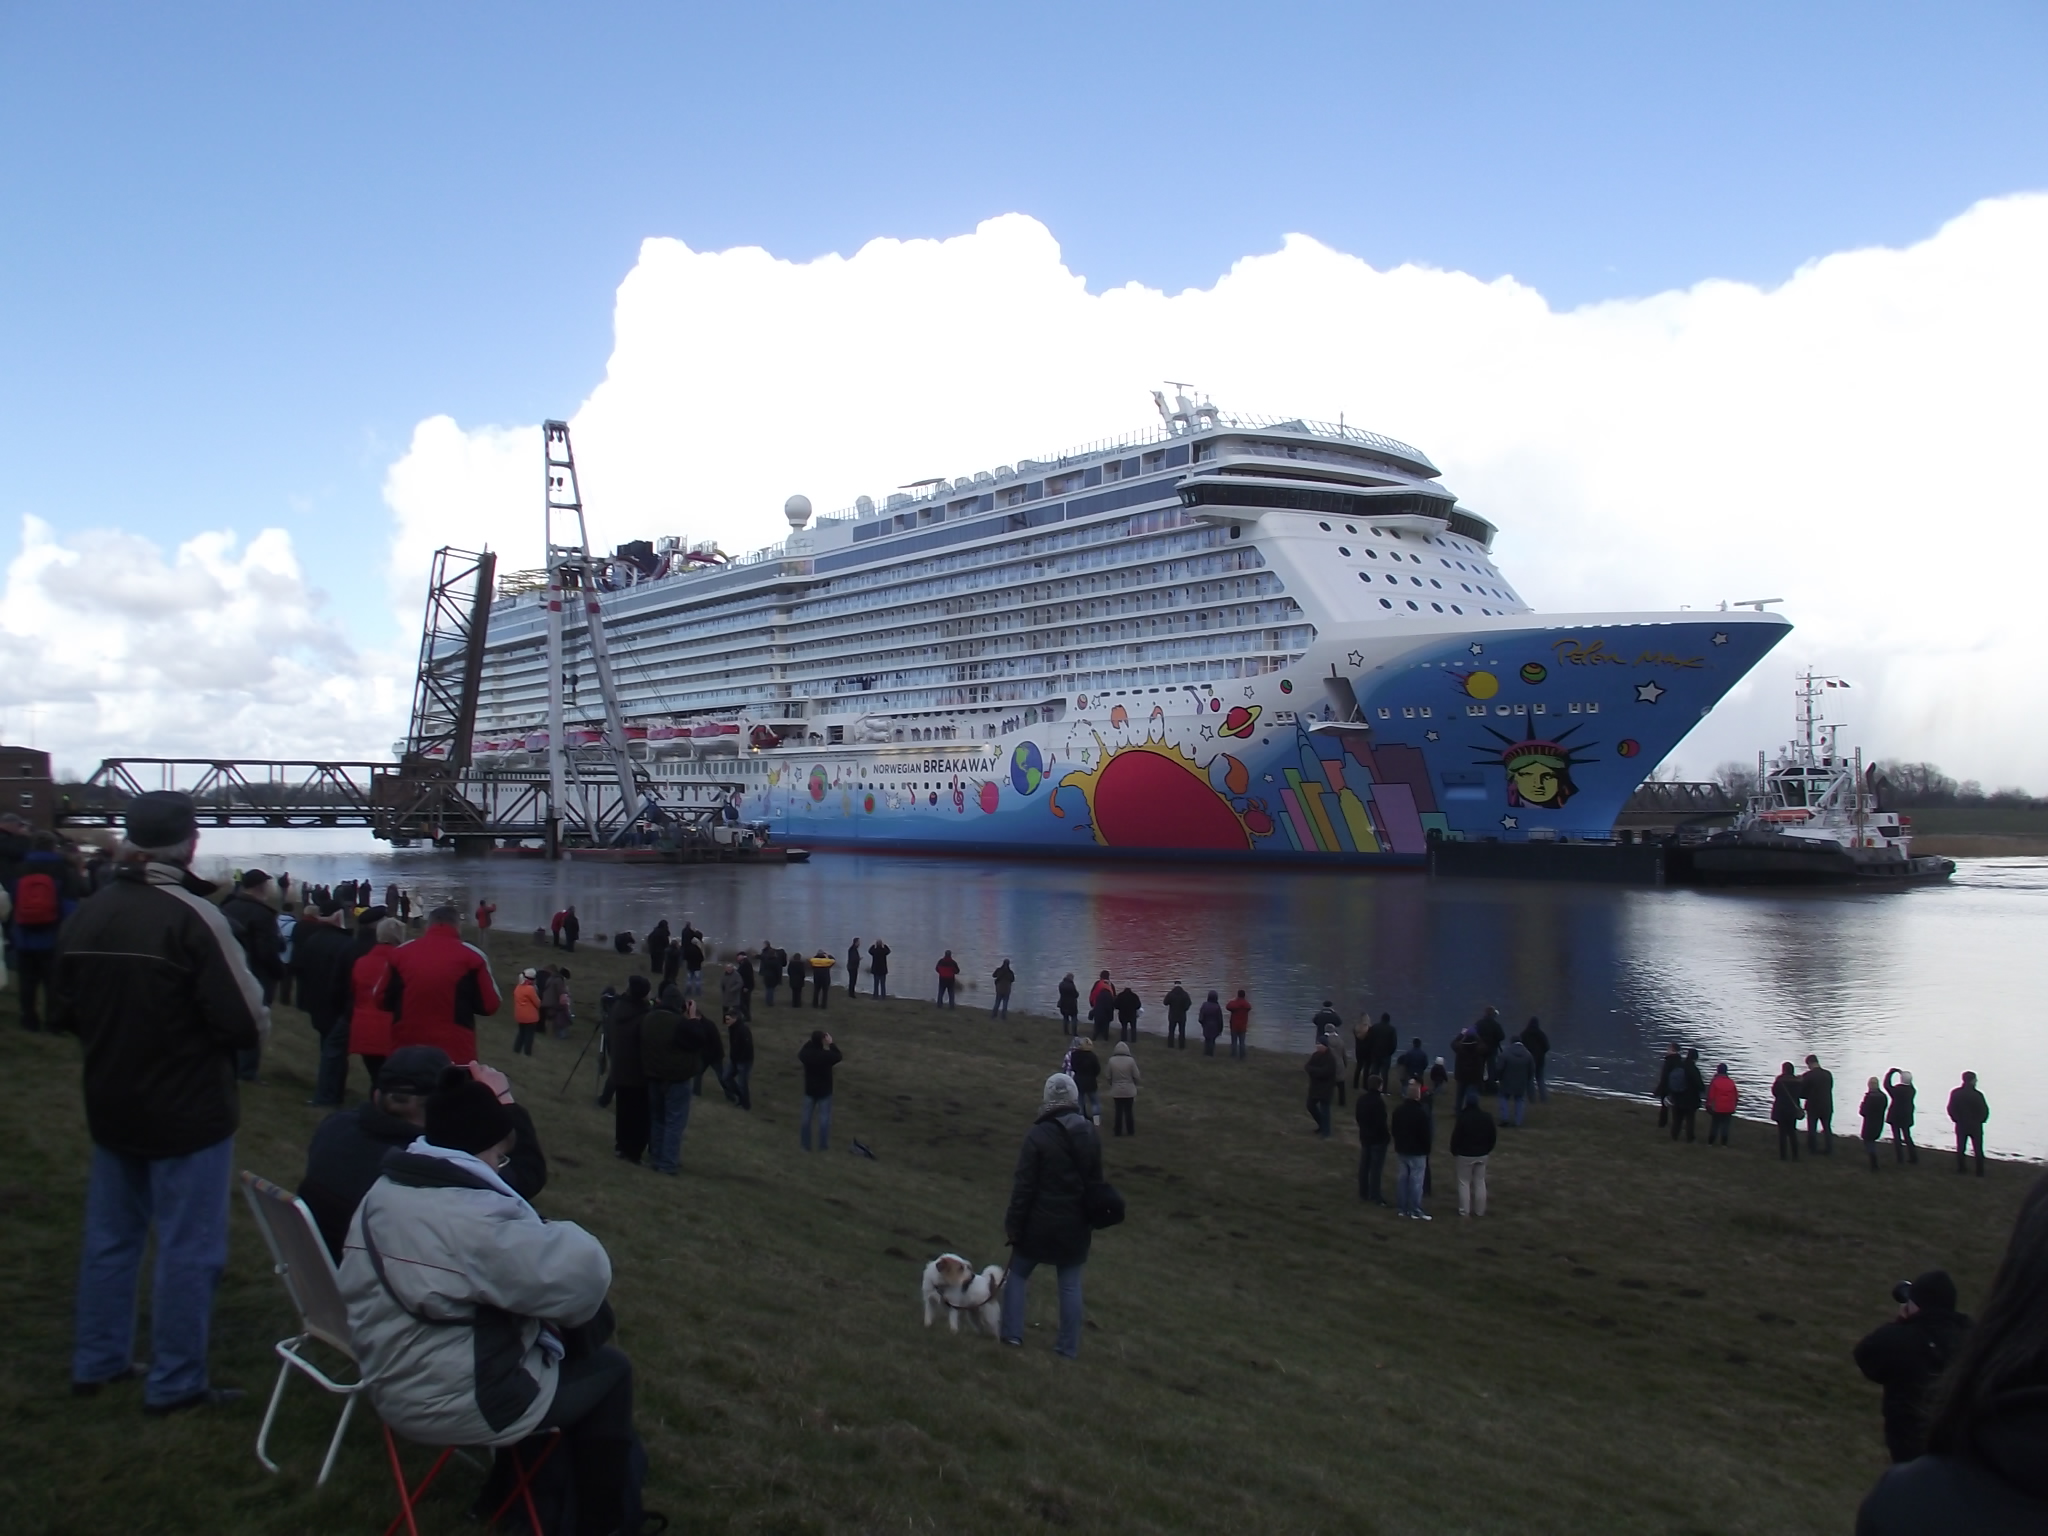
xmin=469 ymin=394 xmax=1790 ymax=861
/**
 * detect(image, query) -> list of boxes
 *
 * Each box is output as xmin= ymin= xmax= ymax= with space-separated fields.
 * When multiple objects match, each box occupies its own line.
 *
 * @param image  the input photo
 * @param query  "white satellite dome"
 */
xmin=783 ymin=494 xmax=812 ymax=532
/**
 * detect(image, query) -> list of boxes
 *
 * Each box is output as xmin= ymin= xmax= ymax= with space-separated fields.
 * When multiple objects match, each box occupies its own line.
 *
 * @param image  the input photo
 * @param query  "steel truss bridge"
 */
xmin=59 ymin=758 xmax=741 ymax=847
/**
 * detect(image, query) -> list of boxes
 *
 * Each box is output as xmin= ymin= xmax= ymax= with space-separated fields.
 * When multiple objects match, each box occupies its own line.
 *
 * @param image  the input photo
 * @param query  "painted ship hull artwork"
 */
xmin=473 ymin=393 xmax=1789 ymax=863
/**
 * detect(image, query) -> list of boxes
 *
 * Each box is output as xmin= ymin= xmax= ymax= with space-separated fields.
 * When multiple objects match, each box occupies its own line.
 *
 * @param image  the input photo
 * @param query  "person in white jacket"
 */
xmin=339 ymin=1070 xmax=640 ymax=1535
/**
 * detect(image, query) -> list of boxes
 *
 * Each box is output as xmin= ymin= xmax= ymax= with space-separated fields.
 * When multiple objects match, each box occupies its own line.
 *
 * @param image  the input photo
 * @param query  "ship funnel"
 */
xmin=783 ymin=494 xmax=813 ymax=532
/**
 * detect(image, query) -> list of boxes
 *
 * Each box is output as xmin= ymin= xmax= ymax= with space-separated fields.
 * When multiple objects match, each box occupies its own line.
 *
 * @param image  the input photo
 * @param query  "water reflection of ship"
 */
xmin=1681 ymin=673 xmax=1955 ymax=886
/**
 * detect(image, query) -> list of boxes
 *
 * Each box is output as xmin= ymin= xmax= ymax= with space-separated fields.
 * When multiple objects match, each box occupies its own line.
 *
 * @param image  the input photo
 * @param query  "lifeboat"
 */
xmin=1757 ymin=807 xmax=1815 ymax=824
xmin=648 ymin=722 xmax=688 ymax=759
xmin=749 ymin=723 xmax=781 ymax=751
xmin=690 ymin=719 xmax=743 ymax=757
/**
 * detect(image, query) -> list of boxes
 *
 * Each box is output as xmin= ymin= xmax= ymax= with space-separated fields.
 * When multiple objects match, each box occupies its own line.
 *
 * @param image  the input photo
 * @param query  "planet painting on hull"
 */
xmin=1454 ymin=670 xmax=1499 ymax=700
xmin=1010 ymin=741 xmax=1045 ymax=795
xmin=808 ymin=766 xmax=829 ymax=802
xmin=1219 ymin=705 xmax=1262 ymax=739
xmin=977 ymin=781 xmax=1000 ymax=814
xmin=1617 ymin=739 xmax=1641 ymax=758
xmin=1520 ymin=663 xmax=1547 ymax=685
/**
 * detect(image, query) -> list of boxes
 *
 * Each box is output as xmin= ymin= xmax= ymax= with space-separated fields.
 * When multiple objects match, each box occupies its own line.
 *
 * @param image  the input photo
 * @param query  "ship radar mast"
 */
xmin=1152 ymin=384 xmax=1219 ymax=434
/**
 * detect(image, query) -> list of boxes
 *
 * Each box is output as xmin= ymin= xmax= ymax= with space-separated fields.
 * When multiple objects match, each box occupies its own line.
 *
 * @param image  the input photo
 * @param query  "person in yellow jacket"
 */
xmin=808 ymin=950 xmax=835 ymax=1008
xmin=511 ymin=968 xmax=543 ymax=1056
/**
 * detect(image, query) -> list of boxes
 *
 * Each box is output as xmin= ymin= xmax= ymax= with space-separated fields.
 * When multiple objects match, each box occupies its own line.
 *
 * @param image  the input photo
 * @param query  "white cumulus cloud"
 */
xmin=386 ymin=198 xmax=2048 ymax=785
xmin=0 ymin=516 xmax=402 ymax=770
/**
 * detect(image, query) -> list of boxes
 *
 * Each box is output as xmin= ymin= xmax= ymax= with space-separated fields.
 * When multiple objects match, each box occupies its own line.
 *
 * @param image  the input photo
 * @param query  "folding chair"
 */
xmin=382 ymin=1425 xmax=559 ymax=1536
xmin=239 ymin=1171 xmax=370 ymax=1486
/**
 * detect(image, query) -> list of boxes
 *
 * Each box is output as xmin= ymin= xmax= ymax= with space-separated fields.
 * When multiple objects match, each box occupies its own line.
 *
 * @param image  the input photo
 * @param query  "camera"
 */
xmin=1891 ymin=1280 xmax=1914 ymax=1305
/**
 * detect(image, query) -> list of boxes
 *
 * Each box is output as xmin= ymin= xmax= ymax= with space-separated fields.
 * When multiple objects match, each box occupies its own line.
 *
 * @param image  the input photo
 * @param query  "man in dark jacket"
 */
xmin=1450 ymin=1097 xmax=1498 ymax=1216
xmin=758 ymin=940 xmax=783 ymax=1004
xmin=1855 ymin=1270 xmax=1972 ymax=1463
xmin=1355 ymin=1076 xmax=1391 ymax=1205
xmin=1518 ymin=1016 xmax=1551 ymax=1101
xmin=291 ymin=902 xmax=360 ymax=1107
xmin=1654 ymin=1043 xmax=1681 ymax=1128
xmin=1473 ymin=1006 xmax=1505 ymax=1087
xmin=797 ymin=1030 xmax=842 ymax=1151
xmin=866 ymin=939 xmax=890 ymax=997
xmin=1162 ymin=983 xmax=1192 ymax=1049
xmin=722 ymin=1010 xmax=755 ymax=1110
xmin=991 ymin=959 xmax=1016 ymax=1019
xmin=1112 ymin=985 xmax=1141 ymax=1043
xmin=607 ymin=976 xmax=653 ymax=1163
xmin=1358 ymin=1013 xmax=1396 ymax=1089
xmin=845 ymin=937 xmax=862 ymax=999
xmin=1948 ymin=1073 xmax=1990 ymax=1176
xmin=1396 ymin=1035 xmax=1428 ymax=1086
xmin=641 ymin=988 xmax=718 ymax=1174
xmin=1801 ymin=1054 xmax=1836 ymax=1154
xmin=999 ymin=1072 xmax=1102 ymax=1359
xmin=1451 ymin=1030 xmax=1488 ymax=1109
xmin=1391 ymin=1081 xmax=1433 ymax=1220
xmin=1773 ymin=1062 xmax=1805 ymax=1161
xmin=1305 ymin=1043 xmax=1337 ymax=1137
xmin=5 ymin=830 xmax=79 ymax=1032
xmin=52 ymin=792 xmax=268 ymax=1414
xmin=296 ymin=1045 xmax=547 ymax=1257
xmin=646 ymin=918 xmax=670 ymax=976
xmin=221 ymin=868 xmax=284 ymax=1081
xmin=1669 ymin=1048 xmax=1705 ymax=1143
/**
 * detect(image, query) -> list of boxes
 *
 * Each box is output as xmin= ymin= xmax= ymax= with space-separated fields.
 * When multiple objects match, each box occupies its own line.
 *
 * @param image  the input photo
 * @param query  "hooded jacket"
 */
xmin=1163 ymin=985 xmax=1192 ymax=1023
xmin=1450 ymin=1102 xmax=1498 ymax=1158
xmin=349 ymin=943 xmax=400 ymax=1056
xmin=290 ymin=917 xmax=358 ymax=1022
xmin=1495 ymin=1041 xmax=1536 ymax=1096
xmin=1107 ymin=1041 xmax=1142 ymax=1098
xmin=1855 ymin=1386 xmax=2048 ymax=1536
xmin=1706 ymin=1072 xmax=1739 ymax=1116
xmin=52 ymin=861 xmax=269 ymax=1158
xmin=1003 ymin=1105 xmax=1102 ymax=1266
xmin=338 ymin=1147 xmax=609 ymax=1448
xmin=1948 ymin=1085 xmax=1990 ymax=1130
xmin=1198 ymin=997 xmax=1224 ymax=1038
xmin=378 ymin=924 xmax=502 ymax=1064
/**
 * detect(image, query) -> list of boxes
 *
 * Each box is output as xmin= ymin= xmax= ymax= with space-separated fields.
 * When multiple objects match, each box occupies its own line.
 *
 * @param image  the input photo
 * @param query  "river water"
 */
xmin=201 ymin=836 xmax=2048 ymax=1159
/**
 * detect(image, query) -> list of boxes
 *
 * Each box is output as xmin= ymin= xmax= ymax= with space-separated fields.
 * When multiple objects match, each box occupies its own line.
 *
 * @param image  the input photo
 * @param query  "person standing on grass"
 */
xmin=1397 ymin=1035 xmax=1428 ymax=1086
xmin=720 ymin=962 xmax=743 ymax=1026
xmin=787 ymin=947 xmax=807 ymax=1007
xmin=1108 ymin=1040 xmax=1142 ymax=1136
xmin=1356 ymin=1075 xmax=1391 ymax=1206
xmin=559 ymin=905 xmax=580 ymax=953
xmin=1801 ymin=1053 xmax=1835 ymax=1154
xmin=681 ymin=930 xmax=704 ymax=999
xmin=379 ymin=904 xmax=502 ymax=1067
xmin=736 ymin=948 xmax=755 ymax=1022
xmin=1350 ymin=1016 xmax=1373 ymax=1092
xmin=606 ymin=976 xmax=652 ymax=1164
xmin=548 ymin=966 xmax=575 ymax=1040
xmin=1451 ymin=1093 xmax=1496 ymax=1217
xmin=722 ymin=1009 xmax=754 ymax=1111
xmin=1706 ymin=1063 xmax=1739 ymax=1145
xmin=1226 ymin=989 xmax=1252 ymax=1059
xmin=1363 ymin=1012 xmax=1398 ymax=1091
xmin=1653 ymin=1042 xmax=1681 ymax=1129
xmin=1088 ymin=974 xmax=1115 ymax=1040
xmin=1305 ymin=1042 xmax=1337 ymax=1138
xmin=1948 ymin=1073 xmax=1989 ymax=1177
xmin=867 ymin=938 xmax=890 ymax=998
xmin=1669 ymin=1048 xmax=1704 ymax=1143
xmin=511 ymin=969 xmax=543 ymax=1056
xmin=1391 ymin=1080 xmax=1433 ymax=1221
xmin=798 ymin=1030 xmax=842 ymax=1151
xmin=1496 ymin=1036 xmax=1535 ymax=1127
xmin=54 ymin=790 xmax=268 ymax=1414
xmin=1068 ymin=1037 xmax=1103 ymax=1124
xmin=1198 ymin=990 xmax=1224 ymax=1056
xmin=292 ymin=899 xmax=360 ymax=1107
xmin=1312 ymin=1000 xmax=1342 ymax=1048
xmin=7 ymin=831 xmax=79 ymax=1032
xmin=221 ymin=868 xmax=284 ymax=1081
xmin=1113 ymin=983 xmax=1141 ymax=1044
xmin=934 ymin=950 xmax=961 ymax=1008
xmin=1452 ymin=1028 xmax=1487 ymax=1110
xmin=758 ymin=940 xmax=782 ymax=1006
xmin=473 ymin=898 xmax=495 ymax=931
xmin=999 ymin=1072 xmax=1102 ymax=1360
xmin=1860 ymin=1077 xmax=1891 ymax=1172
xmin=846 ymin=937 xmax=862 ymax=1000
xmin=1886 ymin=1069 xmax=1920 ymax=1164
xmin=992 ymin=959 xmax=1016 ymax=1019
xmin=1518 ymin=1016 xmax=1551 ymax=1101
xmin=646 ymin=918 xmax=670 ymax=977
xmin=1854 ymin=1270 xmax=1973 ymax=1465
xmin=1058 ymin=973 xmax=1081 ymax=1031
xmin=347 ymin=917 xmax=405 ymax=1095
xmin=640 ymin=985 xmax=703 ymax=1176
xmin=1163 ymin=982 xmax=1192 ymax=1049
xmin=1772 ymin=1062 xmax=1804 ymax=1161
xmin=809 ymin=949 xmax=835 ymax=1007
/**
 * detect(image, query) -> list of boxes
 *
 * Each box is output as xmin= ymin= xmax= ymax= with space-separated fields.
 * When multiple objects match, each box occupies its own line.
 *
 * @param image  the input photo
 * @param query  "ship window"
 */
xmin=1345 ymin=524 xmax=1357 ymax=533
xmin=1385 ymin=574 xmax=1397 ymax=585
xmin=1366 ymin=549 xmax=1379 ymax=559
xmin=1377 ymin=707 xmax=1391 ymax=718
xmin=1430 ymin=579 xmax=1442 ymax=588
xmin=1338 ymin=547 xmax=1351 ymax=556
xmin=1379 ymin=598 xmax=1393 ymax=609
xmin=1431 ymin=602 xmax=1443 ymax=612
xmin=1451 ymin=605 xmax=1464 ymax=615
xmin=1318 ymin=521 xmax=1331 ymax=531
xmin=1406 ymin=600 xmax=1420 ymax=610
xmin=1411 ymin=577 xmax=1423 ymax=586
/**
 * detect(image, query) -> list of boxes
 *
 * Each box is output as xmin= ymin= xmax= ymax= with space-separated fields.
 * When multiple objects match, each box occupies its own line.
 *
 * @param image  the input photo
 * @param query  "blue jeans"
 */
xmin=311 ymin=1011 xmax=349 ymax=1104
xmin=1533 ymin=1064 xmax=1548 ymax=1102
xmin=1397 ymin=1153 xmax=1428 ymax=1215
xmin=1229 ymin=1033 xmax=1246 ymax=1059
xmin=1079 ymin=1091 xmax=1100 ymax=1123
xmin=1000 ymin=1254 xmax=1085 ymax=1358
xmin=991 ymin=994 xmax=1009 ymax=1018
xmin=1309 ymin=1100 xmax=1332 ymax=1138
xmin=723 ymin=1061 xmax=752 ymax=1110
xmin=647 ymin=1079 xmax=694 ymax=1173
xmin=74 ymin=1137 xmax=234 ymax=1405
xmin=1499 ymin=1094 xmax=1526 ymax=1127
xmin=801 ymin=1094 xmax=833 ymax=1151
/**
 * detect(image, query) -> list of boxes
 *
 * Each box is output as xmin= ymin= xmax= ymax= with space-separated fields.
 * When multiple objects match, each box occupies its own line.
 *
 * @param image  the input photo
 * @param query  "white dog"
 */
xmin=921 ymin=1253 xmax=1006 ymax=1335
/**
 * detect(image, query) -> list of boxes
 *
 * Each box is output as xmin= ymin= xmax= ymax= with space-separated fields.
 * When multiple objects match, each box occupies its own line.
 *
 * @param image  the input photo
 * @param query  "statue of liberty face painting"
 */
xmin=1474 ymin=723 xmax=1594 ymax=810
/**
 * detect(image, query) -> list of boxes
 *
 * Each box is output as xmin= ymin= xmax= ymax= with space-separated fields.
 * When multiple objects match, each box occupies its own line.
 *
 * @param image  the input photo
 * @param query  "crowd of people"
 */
xmin=8 ymin=796 xmax=2042 ymax=1532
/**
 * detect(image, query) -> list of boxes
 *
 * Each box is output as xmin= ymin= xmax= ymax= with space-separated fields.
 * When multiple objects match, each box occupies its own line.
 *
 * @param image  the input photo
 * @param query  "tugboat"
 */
xmin=1684 ymin=673 xmax=1955 ymax=886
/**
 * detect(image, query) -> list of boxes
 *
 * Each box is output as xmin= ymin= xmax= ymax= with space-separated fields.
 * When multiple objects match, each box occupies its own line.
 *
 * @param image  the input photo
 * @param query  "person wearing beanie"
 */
xmin=999 ymin=1072 xmax=1104 ymax=1358
xmin=298 ymin=1048 xmax=547 ymax=1259
xmin=1855 ymin=1270 xmax=1974 ymax=1464
xmin=606 ymin=975 xmax=654 ymax=1163
xmin=290 ymin=899 xmax=360 ymax=1107
xmin=220 ymin=867 xmax=285 ymax=1082
xmin=54 ymin=790 xmax=269 ymax=1414
xmin=339 ymin=1071 xmax=648 ymax=1536
xmin=1885 ymin=1068 xmax=1920 ymax=1164
xmin=1705 ymin=1063 xmax=1739 ymax=1144
xmin=347 ymin=917 xmax=407 ymax=1096
xmin=797 ymin=1029 xmax=842 ymax=1151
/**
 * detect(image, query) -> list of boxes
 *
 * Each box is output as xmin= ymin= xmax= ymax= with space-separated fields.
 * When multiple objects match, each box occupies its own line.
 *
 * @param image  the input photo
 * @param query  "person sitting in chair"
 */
xmin=338 ymin=1070 xmax=652 ymax=1536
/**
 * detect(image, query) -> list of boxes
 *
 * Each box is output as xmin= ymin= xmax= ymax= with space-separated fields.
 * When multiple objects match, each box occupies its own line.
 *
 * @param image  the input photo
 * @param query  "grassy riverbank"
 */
xmin=1 ymin=933 xmax=2034 ymax=1534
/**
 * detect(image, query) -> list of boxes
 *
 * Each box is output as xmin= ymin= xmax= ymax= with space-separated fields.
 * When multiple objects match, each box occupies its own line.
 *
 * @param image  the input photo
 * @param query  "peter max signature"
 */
xmin=1551 ymin=638 xmax=1704 ymax=669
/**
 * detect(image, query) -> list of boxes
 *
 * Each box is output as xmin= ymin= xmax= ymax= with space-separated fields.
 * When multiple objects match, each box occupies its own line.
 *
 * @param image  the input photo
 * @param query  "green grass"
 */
xmin=0 ymin=934 xmax=2034 ymax=1535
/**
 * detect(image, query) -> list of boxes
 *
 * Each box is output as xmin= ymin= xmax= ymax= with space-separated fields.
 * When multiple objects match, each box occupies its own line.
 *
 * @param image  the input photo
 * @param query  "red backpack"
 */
xmin=13 ymin=871 xmax=60 ymax=927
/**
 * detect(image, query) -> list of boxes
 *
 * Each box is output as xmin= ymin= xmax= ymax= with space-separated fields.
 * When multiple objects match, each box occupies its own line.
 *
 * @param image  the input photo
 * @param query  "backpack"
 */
xmin=13 ymin=871 xmax=60 ymax=927
xmin=1665 ymin=1063 xmax=1690 ymax=1098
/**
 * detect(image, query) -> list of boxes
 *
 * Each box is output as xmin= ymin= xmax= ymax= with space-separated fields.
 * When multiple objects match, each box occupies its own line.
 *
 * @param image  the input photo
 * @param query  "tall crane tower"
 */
xmin=542 ymin=420 xmax=656 ymax=854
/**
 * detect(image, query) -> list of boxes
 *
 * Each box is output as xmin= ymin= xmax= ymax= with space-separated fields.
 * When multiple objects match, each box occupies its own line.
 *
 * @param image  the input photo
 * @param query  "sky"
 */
xmin=2 ymin=2 xmax=2045 ymax=782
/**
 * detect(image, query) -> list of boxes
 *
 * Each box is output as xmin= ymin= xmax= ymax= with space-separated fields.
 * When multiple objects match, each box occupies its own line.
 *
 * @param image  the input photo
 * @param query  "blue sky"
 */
xmin=2 ymin=1 xmax=2045 ymax=769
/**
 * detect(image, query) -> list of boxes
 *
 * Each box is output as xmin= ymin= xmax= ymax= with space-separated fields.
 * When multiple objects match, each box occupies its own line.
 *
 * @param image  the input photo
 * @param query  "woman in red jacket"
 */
xmin=347 ymin=917 xmax=404 ymax=1093
xmin=1706 ymin=1062 xmax=1740 ymax=1145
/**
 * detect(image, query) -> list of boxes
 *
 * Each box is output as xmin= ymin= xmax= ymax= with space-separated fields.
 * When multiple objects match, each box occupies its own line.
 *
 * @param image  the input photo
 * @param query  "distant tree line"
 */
xmin=1713 ymin=759 xmax=2041 ymax=809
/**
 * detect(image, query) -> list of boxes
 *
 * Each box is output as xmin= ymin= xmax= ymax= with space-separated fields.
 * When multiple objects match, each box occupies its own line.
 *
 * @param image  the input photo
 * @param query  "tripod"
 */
xmin=559 ymin=1023 xmax=610 ymax=1101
